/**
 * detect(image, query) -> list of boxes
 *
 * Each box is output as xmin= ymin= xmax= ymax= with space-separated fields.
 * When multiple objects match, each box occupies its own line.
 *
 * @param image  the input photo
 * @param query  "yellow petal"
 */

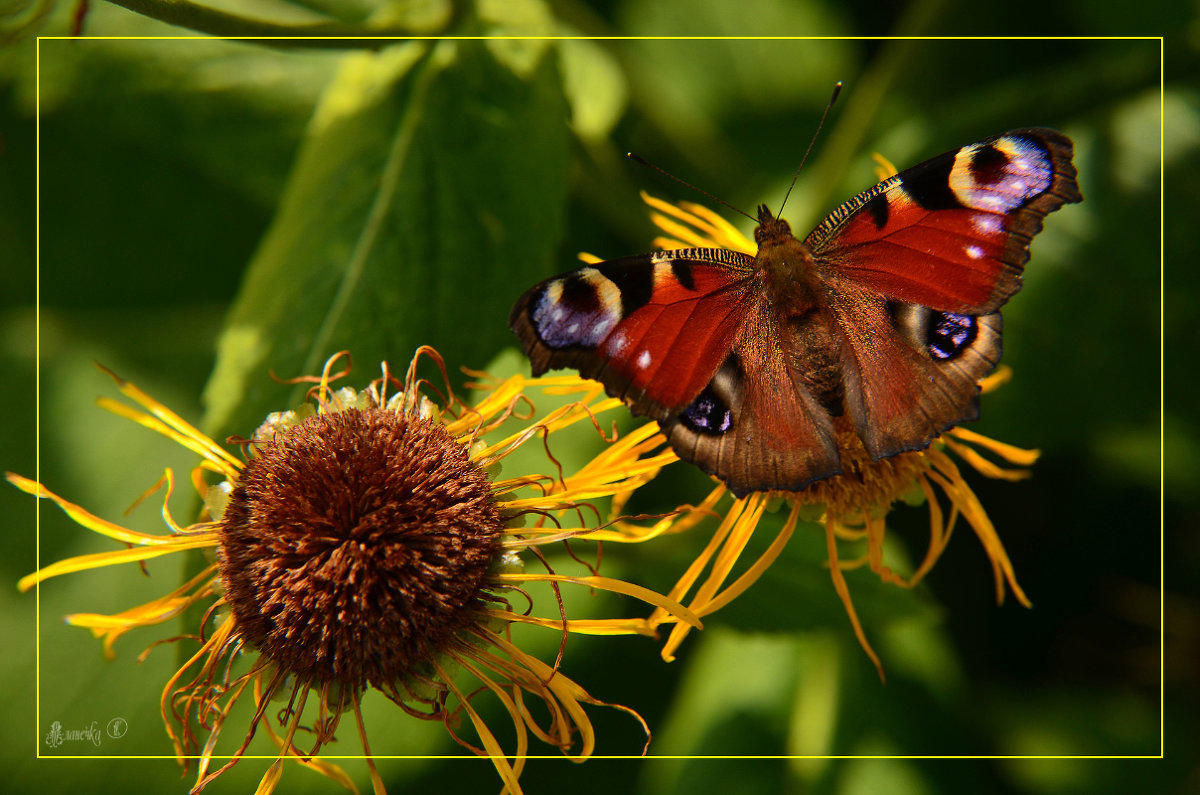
xmin=18 ymin=536 xmax=216 ymax=591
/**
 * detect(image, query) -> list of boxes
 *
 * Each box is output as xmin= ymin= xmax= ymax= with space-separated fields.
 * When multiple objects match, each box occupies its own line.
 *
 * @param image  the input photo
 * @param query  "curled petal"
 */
xmin=497 ymin=573 xmax=701 ymax=629
xmin=7 ymin=473 xmax=187 ymax=549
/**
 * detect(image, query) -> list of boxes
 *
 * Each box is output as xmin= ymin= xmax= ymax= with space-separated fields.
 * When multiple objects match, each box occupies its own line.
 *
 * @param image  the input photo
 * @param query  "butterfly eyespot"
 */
xmin=530 ymin=270 xmax=621 ymax=349
xmin=887 ymin=302 xmax=981 ymax=363
xmin=926 ymin=312 xmax=978 ymax=360
xmin=949 ymin=136 xmax=1054 ymax=213
xmin=680 ymin=386 xmax=733 ymax=435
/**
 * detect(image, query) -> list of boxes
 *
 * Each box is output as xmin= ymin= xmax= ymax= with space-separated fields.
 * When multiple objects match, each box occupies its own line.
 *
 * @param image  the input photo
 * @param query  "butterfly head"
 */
xmin=753 ymin=205 xmax=795 ymax=248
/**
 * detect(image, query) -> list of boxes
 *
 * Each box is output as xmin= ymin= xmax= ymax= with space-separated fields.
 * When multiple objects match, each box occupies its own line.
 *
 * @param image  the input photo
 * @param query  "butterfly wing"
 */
xmin=509 ymin=248 xmax=843 ymax=495
xmin=808 ymin=128 xmax=1081 ymax=459
xmin=658 ymin=301 xmax=842 ymax=496
xmin=509 ymin=249 xmax=754 ymax=416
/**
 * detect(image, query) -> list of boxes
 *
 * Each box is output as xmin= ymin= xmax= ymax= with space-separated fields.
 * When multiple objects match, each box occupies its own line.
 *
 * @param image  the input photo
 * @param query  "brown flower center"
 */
xmin=217 ymin=407 xmax=503 ymax=686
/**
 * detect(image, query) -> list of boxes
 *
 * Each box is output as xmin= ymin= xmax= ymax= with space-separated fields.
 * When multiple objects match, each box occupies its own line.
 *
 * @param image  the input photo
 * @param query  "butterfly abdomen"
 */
xmin=785 ymin=311 xmax=846 ymax=419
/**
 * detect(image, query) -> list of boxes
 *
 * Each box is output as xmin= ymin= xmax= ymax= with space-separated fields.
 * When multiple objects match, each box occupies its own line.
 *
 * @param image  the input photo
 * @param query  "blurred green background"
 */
xmin=1 ymin=0 xmax=1192 ymax=793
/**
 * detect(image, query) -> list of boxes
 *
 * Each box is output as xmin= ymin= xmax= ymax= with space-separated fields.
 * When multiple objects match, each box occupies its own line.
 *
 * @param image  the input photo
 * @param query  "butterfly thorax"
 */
xmin=753 ymin=206 xmax=823 ymax=313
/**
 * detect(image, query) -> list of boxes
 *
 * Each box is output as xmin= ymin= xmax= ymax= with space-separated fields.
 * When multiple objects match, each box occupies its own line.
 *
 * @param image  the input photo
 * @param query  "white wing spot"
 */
xmin=636 ymin=350 xmax=652 ymax=370
xmin=608 ymin=330 xmax=629 ymax=355
xmin=971 ymin=213 xmax=1003 ymax=235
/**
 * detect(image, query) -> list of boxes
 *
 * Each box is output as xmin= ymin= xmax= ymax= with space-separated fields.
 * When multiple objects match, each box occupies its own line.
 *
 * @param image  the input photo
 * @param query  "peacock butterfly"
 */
xmin=509 ymin=129 xmax=1081 ymax=497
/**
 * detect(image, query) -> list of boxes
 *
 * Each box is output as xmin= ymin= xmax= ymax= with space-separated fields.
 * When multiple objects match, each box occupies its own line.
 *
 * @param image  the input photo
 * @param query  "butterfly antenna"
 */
xmin=777 ymin=81 xmax=843 ymax=216
xmin=625 ymin=151 xmax=757 ymax=224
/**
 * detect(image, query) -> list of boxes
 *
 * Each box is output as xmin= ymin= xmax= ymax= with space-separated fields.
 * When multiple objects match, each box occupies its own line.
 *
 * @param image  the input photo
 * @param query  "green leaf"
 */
xmin=203 ymin=39 xmax=570 ymax=438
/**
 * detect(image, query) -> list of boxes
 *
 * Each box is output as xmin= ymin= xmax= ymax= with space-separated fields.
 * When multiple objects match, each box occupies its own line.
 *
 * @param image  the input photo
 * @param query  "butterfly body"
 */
xmin=510 ymin=129 xmax=1081 ymax=497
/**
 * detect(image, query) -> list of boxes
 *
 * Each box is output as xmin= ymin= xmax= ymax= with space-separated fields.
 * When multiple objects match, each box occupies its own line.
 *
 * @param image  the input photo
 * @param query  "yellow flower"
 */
xmin=587 ymin=193 xmax=1037 ymax=681
xmin=14 ymin=348 xmax=699 ymax=794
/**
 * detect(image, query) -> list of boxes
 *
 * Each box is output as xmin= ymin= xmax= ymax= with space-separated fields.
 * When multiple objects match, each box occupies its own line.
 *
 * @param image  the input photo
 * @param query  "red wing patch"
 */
xmin=509 ymin=249 xmax=756 ymax=415
xmin=814 ymin=195 xmax=1014 ymax=312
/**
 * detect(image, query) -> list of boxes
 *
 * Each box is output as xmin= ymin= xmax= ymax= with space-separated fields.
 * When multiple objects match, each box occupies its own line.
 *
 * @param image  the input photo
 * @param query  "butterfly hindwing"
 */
xmin=661 ymin=306 xmax=843 ymax=495
xmin=826 ymin=278 xmax=1006 ymax=460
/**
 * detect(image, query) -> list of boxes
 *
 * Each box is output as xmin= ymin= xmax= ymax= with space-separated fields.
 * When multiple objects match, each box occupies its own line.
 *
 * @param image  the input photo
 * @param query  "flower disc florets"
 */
xmin=217 ymin=403 xmax=504 ymax=687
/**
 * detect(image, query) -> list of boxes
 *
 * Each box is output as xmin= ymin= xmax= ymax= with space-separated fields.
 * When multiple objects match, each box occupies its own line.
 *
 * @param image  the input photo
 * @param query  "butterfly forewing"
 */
xmin=508 ymin=249 xmax=756 ymax=416
xmin=806 ymin=128 xmax=1081 ymax=314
